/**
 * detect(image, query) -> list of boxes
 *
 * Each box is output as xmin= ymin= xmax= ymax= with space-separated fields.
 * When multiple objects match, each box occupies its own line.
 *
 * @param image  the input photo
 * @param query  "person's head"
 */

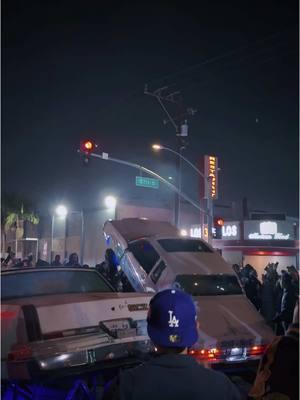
xmin=54 ymin=254 xmax=61 ymax=263
xmin=280 ymin=271 xmax=292 ymax=289
xmin=69 ymin=253 xmax=79 ymax=264
xmin=147 ymin=289 xmax=198 ymax=354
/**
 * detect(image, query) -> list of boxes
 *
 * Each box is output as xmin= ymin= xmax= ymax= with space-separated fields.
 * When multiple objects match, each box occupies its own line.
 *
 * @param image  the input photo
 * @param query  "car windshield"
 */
xmin=174 ymin=274 xmax=243 ymax=296
xmin=158 ymin=239 xmax=213 ymax=253
xmin=1 ymin=269 xmax=113 ymax=300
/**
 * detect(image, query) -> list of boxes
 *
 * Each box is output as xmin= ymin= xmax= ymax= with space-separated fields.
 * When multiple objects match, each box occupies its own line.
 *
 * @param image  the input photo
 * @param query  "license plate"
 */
xmin=230 ymin=347 xmax=243 ymax=356
xmin=101 ymin=319 xmax=131 ymax=331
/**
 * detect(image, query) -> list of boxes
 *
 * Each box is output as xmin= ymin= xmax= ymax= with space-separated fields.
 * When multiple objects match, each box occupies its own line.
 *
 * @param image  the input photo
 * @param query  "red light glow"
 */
xmin=1 ymin=310 xmax=17 ymax=319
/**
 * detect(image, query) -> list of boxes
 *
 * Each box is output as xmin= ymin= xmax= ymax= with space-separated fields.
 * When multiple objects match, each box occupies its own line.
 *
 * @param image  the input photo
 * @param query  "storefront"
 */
xmin=189 ymin=219 xmax=299 ymax=279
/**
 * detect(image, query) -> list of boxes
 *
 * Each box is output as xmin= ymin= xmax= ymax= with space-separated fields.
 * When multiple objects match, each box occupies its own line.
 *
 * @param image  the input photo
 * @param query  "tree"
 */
xmin=1 ymin=193 xmax=39 ymax=253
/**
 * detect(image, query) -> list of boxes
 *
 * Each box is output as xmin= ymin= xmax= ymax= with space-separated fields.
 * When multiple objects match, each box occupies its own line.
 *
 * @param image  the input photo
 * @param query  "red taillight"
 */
xmin=8 ymin=345 xmax=32 ymax=362
xmin=188 ymin=347 xmax=222 ymax=361
xmin=247 ymin=344 xmax=267 ymax=356
xmin=1 ymin=310 xmax=17 ymax=319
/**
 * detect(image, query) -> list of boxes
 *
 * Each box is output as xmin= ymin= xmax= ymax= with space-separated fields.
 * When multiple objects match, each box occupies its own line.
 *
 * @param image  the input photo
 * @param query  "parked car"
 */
xmin=103 ymin=218 xmax=275 ymax=369
xmin=1 ymin=267 xmax=152 ymax=381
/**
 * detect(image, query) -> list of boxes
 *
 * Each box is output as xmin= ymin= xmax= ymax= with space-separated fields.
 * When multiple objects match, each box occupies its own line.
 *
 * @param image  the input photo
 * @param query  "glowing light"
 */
xmin=55 ymin=205 xmax=68 ymax=218
xmin=180 ymin=229 xmax=188 ymax=237
xmin=104 ymin=196 xmax=117 ymax=209
xmin=84 ymin=141 xmax=93 ymax=150
xmin=152 ymin=144 xmax=162 ymax=150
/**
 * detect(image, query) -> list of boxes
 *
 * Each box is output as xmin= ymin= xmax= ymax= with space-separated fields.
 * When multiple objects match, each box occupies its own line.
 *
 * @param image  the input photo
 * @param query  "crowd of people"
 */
xmin=1 ymin=248 xmax=132 ymax=292
xmin=233 ymin=262 xmax=299 ymax=334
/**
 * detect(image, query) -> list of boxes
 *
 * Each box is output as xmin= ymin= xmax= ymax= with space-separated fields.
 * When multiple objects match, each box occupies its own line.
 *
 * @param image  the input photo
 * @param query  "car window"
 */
xmin=158 ymin=239 xmax=213 ymax=253
xmin=1 ymin=270 xmax=113 ymax=300
xmin=174 ymin=274 xmax=243 ymax=296
xmin=151 ymin=260 xmax=167 ymax=284
xmin=128 ymin=240 xmax=160 ymax=274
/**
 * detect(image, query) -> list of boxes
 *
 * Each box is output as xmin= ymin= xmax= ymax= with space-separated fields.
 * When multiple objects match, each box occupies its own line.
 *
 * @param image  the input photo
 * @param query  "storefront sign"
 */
xmin=190 ymin=226 xmax=202 ymax=238
xmin=222 ymin=224 xmax=239 ymax=239
xmin=244 ymin=221 xmax=294 ymax=240
xmin=204 ymin=155 xmax=218 ymax=199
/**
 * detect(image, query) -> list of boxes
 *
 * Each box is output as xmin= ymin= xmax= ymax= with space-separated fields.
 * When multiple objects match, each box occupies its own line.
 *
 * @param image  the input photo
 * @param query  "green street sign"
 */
xmin=135 ymin=176 xmax=159 ymax=189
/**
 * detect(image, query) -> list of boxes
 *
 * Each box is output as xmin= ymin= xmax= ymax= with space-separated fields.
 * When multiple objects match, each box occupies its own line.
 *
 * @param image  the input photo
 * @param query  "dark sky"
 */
xmin=2 ymin=1 xmax=299 ymax=217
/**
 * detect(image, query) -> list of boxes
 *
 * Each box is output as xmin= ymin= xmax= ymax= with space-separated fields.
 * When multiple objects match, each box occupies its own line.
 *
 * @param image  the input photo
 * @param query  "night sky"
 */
xmin=2 ymin=1 xmax=299 ymax=217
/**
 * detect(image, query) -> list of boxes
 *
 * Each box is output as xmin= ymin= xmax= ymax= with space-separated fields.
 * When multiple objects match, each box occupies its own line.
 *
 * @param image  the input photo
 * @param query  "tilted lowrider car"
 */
xmin=103 ymin=218 xmax=275 ymax=368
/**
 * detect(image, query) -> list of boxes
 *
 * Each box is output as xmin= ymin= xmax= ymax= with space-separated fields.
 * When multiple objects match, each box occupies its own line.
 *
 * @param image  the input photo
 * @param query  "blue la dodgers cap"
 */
xmin=147 ymin=289 xmax=198 ymax=348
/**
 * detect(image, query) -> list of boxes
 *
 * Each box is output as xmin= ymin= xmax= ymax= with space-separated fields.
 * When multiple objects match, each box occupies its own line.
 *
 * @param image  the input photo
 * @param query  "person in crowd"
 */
xmin=36 ymin=258 xmax=50 ymax=267
xmin=287 ymin=265 xmax=299 ymax=294
xmin=82 ymin=264 xmax=90 ymax=268
xmin=96 ymin=249 xmax=124 ymax=291
xmin=244 ymin=269 xmax=262 ymax=310
xmin=51 ymin=254 xmax=62 ymax=266
xmin=249 ymin=300 xmax=299 ymax=400
xmin=103 ymin=289 xmax=241 ymax=400
xmin=273 ymin=272 xmax=297 ymax=333
xmin=65 ymin=252 xmax=81 ymax=267
xmin=261 ymin=273 xmax=276 ymax=327
xmin=27 ymin=253 xmax=34 ymax=267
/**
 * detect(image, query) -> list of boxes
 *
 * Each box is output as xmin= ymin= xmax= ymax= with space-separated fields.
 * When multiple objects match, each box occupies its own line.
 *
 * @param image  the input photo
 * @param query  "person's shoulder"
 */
xmin=194 ymin=365 xmax=241 ymax=398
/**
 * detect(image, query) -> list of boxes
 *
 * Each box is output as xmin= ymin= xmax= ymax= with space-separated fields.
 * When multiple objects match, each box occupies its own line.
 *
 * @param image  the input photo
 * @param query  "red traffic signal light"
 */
xmin=80 ymin=139 xmax=95 ymax=154
xmin=214 ymin=217 xmax=224 ymax=227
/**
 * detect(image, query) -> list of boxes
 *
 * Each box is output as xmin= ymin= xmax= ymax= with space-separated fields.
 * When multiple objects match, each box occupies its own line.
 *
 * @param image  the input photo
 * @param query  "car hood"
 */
xmin=162 ymin=251 xmax=233 ymax=275
xmin=193 ymin=294 xmax=274 ymax=348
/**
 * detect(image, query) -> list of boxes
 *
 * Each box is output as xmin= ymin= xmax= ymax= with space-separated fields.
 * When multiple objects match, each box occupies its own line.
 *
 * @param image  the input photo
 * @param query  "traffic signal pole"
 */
xmin=80 ymin=150 xmax=207 ymax=215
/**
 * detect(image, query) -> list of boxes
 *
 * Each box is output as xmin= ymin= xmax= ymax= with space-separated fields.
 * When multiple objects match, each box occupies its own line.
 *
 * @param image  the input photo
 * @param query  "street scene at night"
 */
xmin=1 ymin=1 xmax=299 ymax=399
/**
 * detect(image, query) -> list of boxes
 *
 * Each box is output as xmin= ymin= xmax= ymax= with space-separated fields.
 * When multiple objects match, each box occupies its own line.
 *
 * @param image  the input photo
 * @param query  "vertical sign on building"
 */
xmin=204 ymin=155 xmax=218 ymax=199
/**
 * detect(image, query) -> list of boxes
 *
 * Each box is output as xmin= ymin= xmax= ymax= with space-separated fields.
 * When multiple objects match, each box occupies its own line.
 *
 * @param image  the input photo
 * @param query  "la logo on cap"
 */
xmin=168 ymin=310 xmax=179 ymax=327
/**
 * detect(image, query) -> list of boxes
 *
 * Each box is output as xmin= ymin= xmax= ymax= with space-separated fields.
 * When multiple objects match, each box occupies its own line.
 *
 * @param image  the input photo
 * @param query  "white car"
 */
xmin=103 ymin=218 xmax=275 ymax=368
xmin=1 ymin=267 xmax=152 ymax=381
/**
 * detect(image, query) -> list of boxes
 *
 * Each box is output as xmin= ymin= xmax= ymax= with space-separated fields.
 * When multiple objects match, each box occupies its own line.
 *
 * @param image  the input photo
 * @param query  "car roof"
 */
xmin=105 ymin=218 xmax=179 ymax=243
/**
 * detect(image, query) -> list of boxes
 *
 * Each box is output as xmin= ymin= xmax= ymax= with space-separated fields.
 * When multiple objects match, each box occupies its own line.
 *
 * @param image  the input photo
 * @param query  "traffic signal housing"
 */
xmin=80 ymin=139 xmax=96 ymax=165
xmin=213 ymin=217 xmax=224 ymax=239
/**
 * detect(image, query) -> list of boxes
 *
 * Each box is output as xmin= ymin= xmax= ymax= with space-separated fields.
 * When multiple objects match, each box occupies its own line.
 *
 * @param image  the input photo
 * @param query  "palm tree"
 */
xmin=1 ymin=193 xmax=39 ymax=254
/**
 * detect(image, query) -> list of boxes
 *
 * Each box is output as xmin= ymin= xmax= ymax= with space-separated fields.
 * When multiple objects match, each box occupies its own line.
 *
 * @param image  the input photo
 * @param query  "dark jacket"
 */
xmin=103 ymin=354 xmax=241 ymax=400
xmin=249 ymin=324 xmax=299 ymax=400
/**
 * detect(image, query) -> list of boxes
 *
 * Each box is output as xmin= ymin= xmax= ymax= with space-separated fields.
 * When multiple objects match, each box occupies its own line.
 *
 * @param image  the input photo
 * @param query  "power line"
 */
xmin=147 ymin=29 xmax=296 ymax=86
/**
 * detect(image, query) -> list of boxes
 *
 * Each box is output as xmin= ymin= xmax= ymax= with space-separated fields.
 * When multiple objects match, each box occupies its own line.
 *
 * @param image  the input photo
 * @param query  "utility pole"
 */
xmin=144 ymin=84 xmax=196 ymax=227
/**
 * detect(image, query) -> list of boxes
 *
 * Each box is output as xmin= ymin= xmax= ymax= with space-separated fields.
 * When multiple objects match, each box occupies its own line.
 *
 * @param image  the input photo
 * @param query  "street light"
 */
xmin=51 ymin=205 xmax=85 ymax=265
xmin=104 ymin=195 xmax=117 ymax=210
xmin=152 ymin=143 xmax=213 ymax=242
xmin=152 ymin=144 xmax=205 ymax=178
xmin=55 ymin=204 xmax=68 ymax=218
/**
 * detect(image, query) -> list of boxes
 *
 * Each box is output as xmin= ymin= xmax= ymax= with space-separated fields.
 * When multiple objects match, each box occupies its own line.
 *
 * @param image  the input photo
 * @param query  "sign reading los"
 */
xmin=204 ymin=155 xmax=218 ymax=199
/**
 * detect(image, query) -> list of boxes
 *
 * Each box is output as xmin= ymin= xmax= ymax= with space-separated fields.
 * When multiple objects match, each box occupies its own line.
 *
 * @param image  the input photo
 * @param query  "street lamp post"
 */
xmin=152 ymin=144 xmax=214 ymax=242
xmin=65 ymin=210 xmax=85 ymax=265
xmin=51 ymin=205 xmax=68 ymax=264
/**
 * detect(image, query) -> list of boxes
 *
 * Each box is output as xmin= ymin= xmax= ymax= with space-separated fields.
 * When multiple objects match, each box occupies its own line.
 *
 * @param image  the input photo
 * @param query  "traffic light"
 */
xmin=80 ymin=139 xmax=95 ymax=154
xmin=213 ymin=217 xmax=224 ymax=239
xmin=80 ymin=139 xmax=96 ymax=165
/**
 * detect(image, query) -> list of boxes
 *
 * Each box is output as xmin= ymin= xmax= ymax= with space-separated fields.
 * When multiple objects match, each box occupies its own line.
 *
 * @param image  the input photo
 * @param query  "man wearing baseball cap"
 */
xmin=104 ymin=289 xmax=240 ymax=399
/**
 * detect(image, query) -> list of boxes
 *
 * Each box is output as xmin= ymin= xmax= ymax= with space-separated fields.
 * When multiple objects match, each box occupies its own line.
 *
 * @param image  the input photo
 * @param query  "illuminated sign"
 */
xmin=245 ymin=221 xmax=293 ymax=240
xmin=190 ymin=226 xmax=202 ymax=238
xmin=222 ymin=224 xmax=238 ymax=238
xmin=204 ymin=155 xmax=218 ymax=199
